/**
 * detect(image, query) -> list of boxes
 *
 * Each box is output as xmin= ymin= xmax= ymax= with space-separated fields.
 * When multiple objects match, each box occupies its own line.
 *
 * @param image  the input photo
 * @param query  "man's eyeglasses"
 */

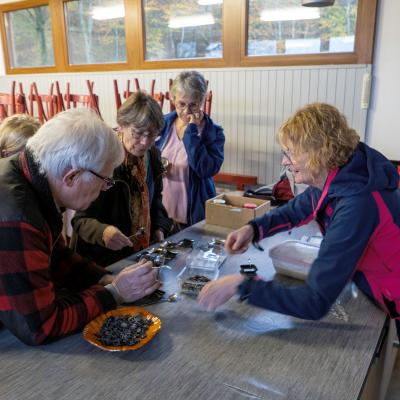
xmin=87 ymin=169 xmax=115 ymax=189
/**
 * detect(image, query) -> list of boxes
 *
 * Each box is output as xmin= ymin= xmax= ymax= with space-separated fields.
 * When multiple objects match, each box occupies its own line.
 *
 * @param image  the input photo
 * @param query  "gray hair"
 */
xmin=170 ymin=71 xmax=207 ymax=103
xmin=117 ymin=90 xmax=164 ymax=134
xmin=26 ymin=108 xmax=124 ymax=180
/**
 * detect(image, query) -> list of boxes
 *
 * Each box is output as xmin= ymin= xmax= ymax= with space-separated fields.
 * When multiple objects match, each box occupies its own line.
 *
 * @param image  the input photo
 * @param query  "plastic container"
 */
xmin=177 ymin=249 xmax=223 ymax=296
xmin=177 ymin=265 xmax=219 ymax=296
xmin=268 ymin=240 xmax=319 ymax=280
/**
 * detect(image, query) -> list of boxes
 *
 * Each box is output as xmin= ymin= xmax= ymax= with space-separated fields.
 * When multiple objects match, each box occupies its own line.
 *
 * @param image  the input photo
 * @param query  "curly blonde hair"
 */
xmin=278 ymin=103 xmax=360 ymax=177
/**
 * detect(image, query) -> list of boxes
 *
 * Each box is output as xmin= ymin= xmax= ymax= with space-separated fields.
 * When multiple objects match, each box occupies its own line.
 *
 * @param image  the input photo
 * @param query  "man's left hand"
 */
xmin=98 ymin=274 xmax=115 ymax=286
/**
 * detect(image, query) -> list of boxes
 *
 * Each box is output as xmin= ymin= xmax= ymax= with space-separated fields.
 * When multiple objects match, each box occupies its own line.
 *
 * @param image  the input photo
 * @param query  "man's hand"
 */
xmin=197 ymin=275 xmax=245 ymax=311
xmin=102 ymin=225 xmax=133 ymax=250
xmin=98 ymin=274 xmax=115 ymax=286
xmin=225 ymin=224 xmax=255 ymax=254
xmin=111 ymin=259 xmax=160 ymax=303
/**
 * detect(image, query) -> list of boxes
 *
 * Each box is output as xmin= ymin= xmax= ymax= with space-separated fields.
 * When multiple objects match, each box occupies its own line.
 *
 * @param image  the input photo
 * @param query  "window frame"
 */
xmin=137 ymin=0 xmax=229 ymax=69
xmin=58 ymin=0 xmax=131 ymax=72
xmin=0 ymin=0 xmax=61 ymax=73
xmin=240 ymin=0 xmax=377 ymax=66
xmin=0 ymin=0 xmax=377 ymax=75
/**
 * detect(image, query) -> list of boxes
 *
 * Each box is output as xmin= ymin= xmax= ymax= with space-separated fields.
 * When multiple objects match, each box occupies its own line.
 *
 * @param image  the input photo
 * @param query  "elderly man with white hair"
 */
xmin=0 ymin=108 xmax=160 ymax=345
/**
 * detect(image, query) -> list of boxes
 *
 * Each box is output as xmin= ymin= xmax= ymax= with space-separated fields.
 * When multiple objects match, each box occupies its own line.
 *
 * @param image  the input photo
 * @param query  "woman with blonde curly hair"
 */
xmin=198 ymin=103 xmax=400 ymax=338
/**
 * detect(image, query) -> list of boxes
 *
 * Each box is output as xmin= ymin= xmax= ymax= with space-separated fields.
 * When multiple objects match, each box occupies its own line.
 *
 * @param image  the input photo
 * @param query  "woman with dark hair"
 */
xmin=72 ymin=91 xmax=172 ymax=266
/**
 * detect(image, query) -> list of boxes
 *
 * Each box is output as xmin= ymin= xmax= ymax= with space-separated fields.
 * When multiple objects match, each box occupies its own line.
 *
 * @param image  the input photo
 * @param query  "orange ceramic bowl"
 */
xmin=83 ymin=306 xmax=161 ymax=351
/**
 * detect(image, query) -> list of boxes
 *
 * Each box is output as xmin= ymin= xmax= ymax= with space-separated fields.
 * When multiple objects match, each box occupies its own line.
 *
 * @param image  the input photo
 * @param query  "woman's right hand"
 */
xmin=225 ymin=224 xmax=255 ymax=254
xmin=102 ymin=225 xmax=133 ymax=250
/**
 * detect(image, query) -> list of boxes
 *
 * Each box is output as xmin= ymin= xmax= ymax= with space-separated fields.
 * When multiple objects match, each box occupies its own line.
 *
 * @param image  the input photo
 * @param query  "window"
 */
xmin=0 ymin=0 xmax=377 ymax=73
xmin=143 ymin=0 xmax=223 ymax=61
xmin=247 ymin=0 xmax=357 ymax=57
xmin=64 ymin=0 xmax=127 ymax=65
xmin=4 ymin=4 xmax=54 ymax=68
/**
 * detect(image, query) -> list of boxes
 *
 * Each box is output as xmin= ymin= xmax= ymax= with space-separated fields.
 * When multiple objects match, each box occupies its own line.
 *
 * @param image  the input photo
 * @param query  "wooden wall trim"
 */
xmin=0 ymin=0 xmax=377 ymax=74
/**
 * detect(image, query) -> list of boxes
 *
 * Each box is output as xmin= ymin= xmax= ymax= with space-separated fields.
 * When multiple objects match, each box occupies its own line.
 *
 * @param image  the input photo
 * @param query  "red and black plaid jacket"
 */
xmin=0 ymin=151 xmax=116 ymax=345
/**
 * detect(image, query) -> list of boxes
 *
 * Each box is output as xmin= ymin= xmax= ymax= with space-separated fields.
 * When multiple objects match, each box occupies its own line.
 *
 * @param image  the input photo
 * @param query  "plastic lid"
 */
xmin=269 ymin=240 xmax=319 ymax=266
xmin=213 ymin=199 xmax=226 ymax=204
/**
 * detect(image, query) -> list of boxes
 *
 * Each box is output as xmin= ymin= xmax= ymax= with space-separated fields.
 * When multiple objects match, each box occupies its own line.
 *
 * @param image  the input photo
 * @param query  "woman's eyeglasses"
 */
xmin=87 ymin=169 xmax=115 ymax=189
xmin=129 ymin=128 xmax=159 ymax=142
xmin=175 ymin=101 xmax=201 ymax=112
xmin=281 ymin=149 xmax=293 ymax=165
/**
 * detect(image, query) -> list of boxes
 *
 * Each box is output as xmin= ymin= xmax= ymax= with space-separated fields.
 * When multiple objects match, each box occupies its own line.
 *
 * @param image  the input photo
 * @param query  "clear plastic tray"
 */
xmin=268 ymin=240 xmax=319 ymax=280
xmin=177 ymin=249 xmax=223 ymax=296
xmin=177 ymin=265 xmax=219 ymax=296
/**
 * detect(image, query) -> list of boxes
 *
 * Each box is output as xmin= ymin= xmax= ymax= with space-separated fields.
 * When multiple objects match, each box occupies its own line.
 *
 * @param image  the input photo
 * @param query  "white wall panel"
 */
xmin=0 ymin=64 xmax=369 ymax=184
xmin=366 ymin=0 xmax=400 ymax=160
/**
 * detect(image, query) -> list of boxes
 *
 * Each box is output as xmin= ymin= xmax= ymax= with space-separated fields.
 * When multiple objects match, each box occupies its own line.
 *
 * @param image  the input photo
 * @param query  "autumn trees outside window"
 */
xmin=143 ymin=0 xmax=223 ymax=61
xmin=4 ymin=4 xmax=54 ymax=68
xmin=64 ymin=0 xmax=127 ymax=65
xmin=248 ymin=0 xmax=358 ymax=56
xmin=0 ymin=0 xmax=377 ymax=74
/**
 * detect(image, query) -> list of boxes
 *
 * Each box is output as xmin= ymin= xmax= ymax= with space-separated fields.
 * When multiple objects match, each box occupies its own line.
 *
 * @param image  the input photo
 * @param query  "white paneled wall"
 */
xmin=0 ymin=64 xmax=370 ymax=184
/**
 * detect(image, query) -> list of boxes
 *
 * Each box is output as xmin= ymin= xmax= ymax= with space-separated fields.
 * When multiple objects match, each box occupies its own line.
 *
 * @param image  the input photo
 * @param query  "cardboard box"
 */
xmin=205 ymin=193 xmax=270 ymax=229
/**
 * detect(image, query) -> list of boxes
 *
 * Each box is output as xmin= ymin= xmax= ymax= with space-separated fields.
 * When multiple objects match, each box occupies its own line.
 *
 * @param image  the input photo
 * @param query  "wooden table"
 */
xmin=0 ymin=222 xmax=390 ymax=400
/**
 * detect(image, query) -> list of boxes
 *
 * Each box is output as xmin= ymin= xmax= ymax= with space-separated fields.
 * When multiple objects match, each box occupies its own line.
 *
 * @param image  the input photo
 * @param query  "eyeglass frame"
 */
xmin=128 ymin=127 xmax=159 ymax=142
xmin=174 ymin=99 xmax=202 ymax=113
xmin=281 ymin=149 xmax=294 ymax=165
xmin=86 ymin=169 xmax=115 ymax=189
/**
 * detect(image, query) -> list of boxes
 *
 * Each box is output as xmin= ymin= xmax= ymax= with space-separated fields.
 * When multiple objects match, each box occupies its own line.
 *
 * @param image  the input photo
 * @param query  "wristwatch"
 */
xmin=238 ymin=264 xmax=257 ymax=302
xmin=240 ymin=264 xmax=258 ymax=278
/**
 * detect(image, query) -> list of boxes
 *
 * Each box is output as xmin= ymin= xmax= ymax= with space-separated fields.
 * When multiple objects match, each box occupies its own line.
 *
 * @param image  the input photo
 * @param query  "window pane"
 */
xmin=5 ymin=6 xmax=54 ymax=68
xmin=143 ymin=0 xmax=223 ymax=61
xmin=64 ymin=0 xmax=127 ymax=65
xmin=248 ymin=0 xmax=358 ymax=56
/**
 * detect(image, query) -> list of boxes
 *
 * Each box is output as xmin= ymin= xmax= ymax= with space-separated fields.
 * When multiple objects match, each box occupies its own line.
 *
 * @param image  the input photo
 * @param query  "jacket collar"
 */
xmin=20 ymin=150 xmax=63 ymax=240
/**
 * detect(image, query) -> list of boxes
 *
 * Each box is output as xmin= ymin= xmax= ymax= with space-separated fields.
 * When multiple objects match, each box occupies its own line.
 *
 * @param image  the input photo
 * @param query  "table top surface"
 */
xmin=0 ymin=222 xmax=386 ymax=400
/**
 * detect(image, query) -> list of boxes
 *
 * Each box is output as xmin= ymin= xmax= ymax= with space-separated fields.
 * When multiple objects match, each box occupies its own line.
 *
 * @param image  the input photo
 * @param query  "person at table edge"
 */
xmin=198 ymin=102 xmax=400 ymax=337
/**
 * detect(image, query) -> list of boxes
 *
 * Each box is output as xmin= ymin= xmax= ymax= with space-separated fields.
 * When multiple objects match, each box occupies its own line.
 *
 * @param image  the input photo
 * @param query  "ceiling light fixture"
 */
xmin=302 ymin=0 xmax=335 ymax=7
xmin=92 ymin=5 xmax=125 ymax=21
xmin=260 ymin=7 xmax=320 ymax=22
xmin=197 ymin=0 xmax=223 ymax=5
xmin=168 ymin=14 xmax=215 ymax=28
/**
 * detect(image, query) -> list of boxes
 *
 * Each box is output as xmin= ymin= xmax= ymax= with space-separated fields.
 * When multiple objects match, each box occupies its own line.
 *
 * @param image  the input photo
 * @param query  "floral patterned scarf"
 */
xmin=124 ymin=152 xmax=150 ymax=251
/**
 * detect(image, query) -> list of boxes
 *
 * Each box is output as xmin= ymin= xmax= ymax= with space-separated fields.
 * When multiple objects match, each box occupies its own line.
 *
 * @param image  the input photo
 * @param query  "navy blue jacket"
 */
xmin=156 ymin=111 xmax=225 ymax=224
xmin=244 ymin=142 xmax=400 ymax=321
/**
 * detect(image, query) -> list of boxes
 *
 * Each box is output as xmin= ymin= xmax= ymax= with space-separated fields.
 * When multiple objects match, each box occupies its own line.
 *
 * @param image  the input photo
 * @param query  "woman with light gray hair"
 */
xmin=0 ymin=108 xmax=160 ymax=345
xmin=156 ymin=70 xmax=225 ymax=230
